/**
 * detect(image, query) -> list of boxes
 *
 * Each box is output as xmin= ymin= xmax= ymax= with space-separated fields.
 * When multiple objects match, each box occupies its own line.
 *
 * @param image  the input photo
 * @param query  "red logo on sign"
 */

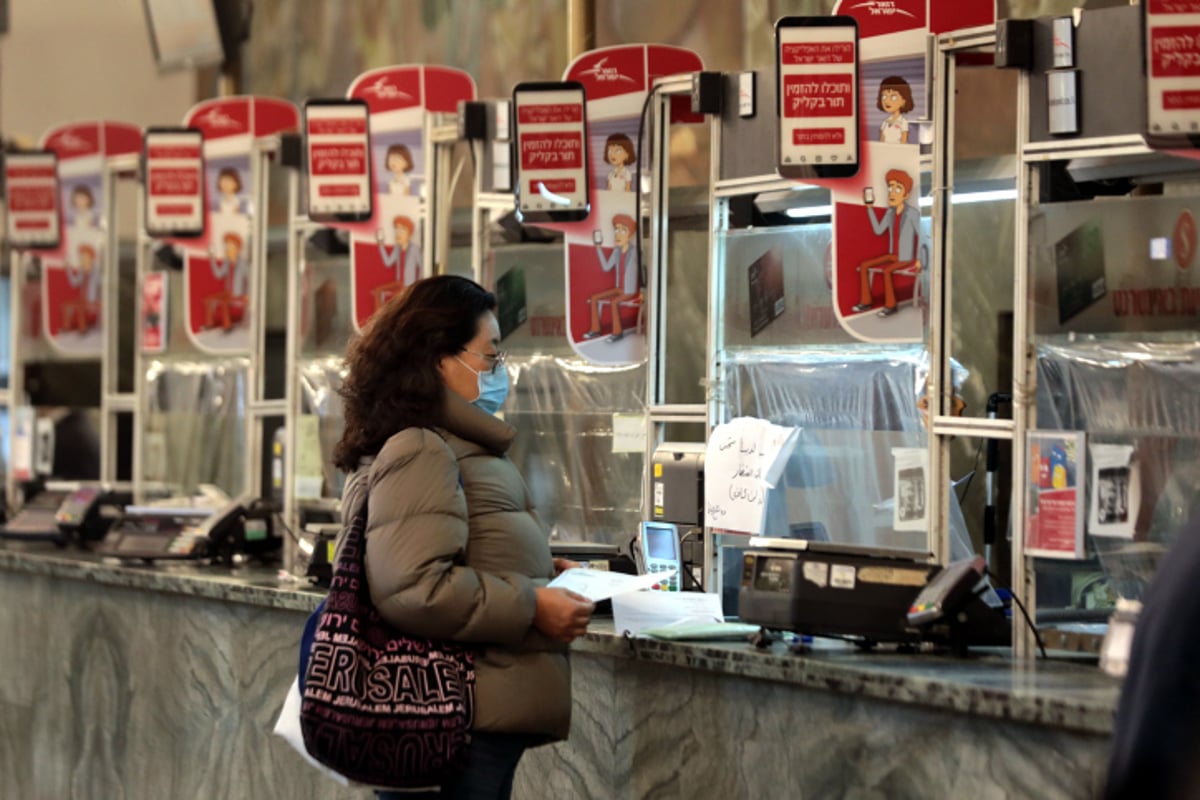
xmin=359 ymin=77 xmax=415 ymax=103
xmin=1175 ymin=210 xmax=1196 ymax=271
xmin=197 ymin=107 xmax=246 ymax=131
xmin=568 ymin=48 xmax=646 ymax=101
xmin=45 ymin=126 xmax=101 ymax=158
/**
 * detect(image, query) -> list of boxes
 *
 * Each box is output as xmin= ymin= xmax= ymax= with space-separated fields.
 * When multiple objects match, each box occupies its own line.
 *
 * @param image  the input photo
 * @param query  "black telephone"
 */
xmin=97 ymin=494 xmax=280 ymax=563
xmin=55 ymin=486 xmax=129 ymax=542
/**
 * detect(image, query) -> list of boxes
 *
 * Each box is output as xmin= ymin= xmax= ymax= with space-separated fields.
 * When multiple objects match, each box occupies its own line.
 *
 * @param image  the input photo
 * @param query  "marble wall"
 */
xmin=0 ymin=569 xmax=366 ymax=800
xmin=0 ymin=567 xmax=1110 ymax=799
xmin=516 ymin=656 xmax=1110 ymax=800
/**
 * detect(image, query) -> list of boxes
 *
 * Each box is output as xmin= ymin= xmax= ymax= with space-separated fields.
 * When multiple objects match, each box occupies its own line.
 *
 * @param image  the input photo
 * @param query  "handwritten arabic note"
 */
xmin=704 ymin=418 xmax=800 ymax=535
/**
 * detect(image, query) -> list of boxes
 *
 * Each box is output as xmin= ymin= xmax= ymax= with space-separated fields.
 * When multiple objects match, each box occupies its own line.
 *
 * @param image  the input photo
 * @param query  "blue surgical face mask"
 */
xmin=456 ymin=356 xmax=509 ymax=415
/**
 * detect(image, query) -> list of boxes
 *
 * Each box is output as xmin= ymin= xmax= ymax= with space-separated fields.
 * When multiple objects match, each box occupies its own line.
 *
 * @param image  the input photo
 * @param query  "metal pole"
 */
xmin=1011 ymin=66 xmax=1036 ymax=659
xmin=928 ymin=39 xmax=953 ymax=567
xmin=7 ymin=249 xmax=23 ymax=510
xmin=283 ymin=166 xmax=302 ymax=572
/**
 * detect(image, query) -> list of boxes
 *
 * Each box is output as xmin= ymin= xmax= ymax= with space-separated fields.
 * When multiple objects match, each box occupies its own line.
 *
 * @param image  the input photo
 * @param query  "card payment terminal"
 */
xmin=638 ymin=521 xmax=681 ymax=591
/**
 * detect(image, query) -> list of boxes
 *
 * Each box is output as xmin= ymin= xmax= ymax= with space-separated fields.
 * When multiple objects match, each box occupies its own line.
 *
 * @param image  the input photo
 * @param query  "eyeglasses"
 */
xmin=462 ymin=349 xmax=507 ymax=375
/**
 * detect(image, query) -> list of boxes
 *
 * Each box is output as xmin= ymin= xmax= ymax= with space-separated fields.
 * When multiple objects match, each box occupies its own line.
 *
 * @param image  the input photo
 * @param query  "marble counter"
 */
xmin=0 ymin=545 xmax=1118 ymax=799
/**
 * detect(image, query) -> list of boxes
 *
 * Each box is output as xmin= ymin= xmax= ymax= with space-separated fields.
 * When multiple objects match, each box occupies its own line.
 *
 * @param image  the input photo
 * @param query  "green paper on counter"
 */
xmin=640 ymin=621 xmax=761 ymax=641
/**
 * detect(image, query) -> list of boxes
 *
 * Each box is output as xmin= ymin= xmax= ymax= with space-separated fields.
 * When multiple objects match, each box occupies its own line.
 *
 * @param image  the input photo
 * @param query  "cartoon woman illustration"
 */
xmin=877 ymin=76 xmax=915 ymax=145
xmin=604 ymin=133 xmax=636 ymax=192
xmin=372 ymin=215 xmax=422 ymax=309
xmin=216 ymin=168 xmax=245 ymax=216
xmin=70 ymin=185 xmax=97 ymax=232
xmin=204 ymin=232 xmax=248 ymax=331
xmin=583 ymin=213 xmax=641 ymax=343
xmin=63 ymin=244 xmax=101 ymax=333
xmin=384 ymin=144 xmax=414 ymax=196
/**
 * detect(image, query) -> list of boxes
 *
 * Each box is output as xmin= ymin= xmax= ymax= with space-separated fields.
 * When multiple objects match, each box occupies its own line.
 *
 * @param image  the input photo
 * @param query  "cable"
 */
xmin=956 ymin=436 xmax=986 ymax=503
xmin=1007 ymin=590 xmax=1048 ymax=659
xmin=633 ymin=85 xmax=662 ymax=293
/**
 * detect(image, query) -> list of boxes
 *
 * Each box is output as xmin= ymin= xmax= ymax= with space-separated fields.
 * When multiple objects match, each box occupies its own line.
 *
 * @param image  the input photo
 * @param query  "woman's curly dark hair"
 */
xmin=333 ymin=275 xmax=496 ymax=471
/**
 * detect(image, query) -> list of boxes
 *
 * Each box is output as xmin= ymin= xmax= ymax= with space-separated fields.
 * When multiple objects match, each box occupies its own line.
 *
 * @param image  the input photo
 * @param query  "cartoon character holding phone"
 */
xmin=852 ymin=169 xmax=920 ymax=317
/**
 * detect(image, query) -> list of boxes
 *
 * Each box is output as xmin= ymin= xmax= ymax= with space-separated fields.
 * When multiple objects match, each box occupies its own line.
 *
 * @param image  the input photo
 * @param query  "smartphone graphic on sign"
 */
xmin=304 ymin=98 xmax=373 ymax=223
xmin=143 ymin=127 xmax=205 ymax=238
xmin=4 ymin=150 xmax=62 ymax=249
xmin=776 ymin=16 xmax=860 ymax=180
xmin=512 ymin=81 xmax=590 ymax=223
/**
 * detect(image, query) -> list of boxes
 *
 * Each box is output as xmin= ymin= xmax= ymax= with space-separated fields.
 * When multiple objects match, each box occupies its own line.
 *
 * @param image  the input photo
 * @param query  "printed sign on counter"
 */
xmin=144 ymin=128 xmax=205 ymax=237
xmin=1089 ymin=443 xmax=1140 ymax=540
xmin=1025 ymin=432 xmax=1086 ymax=559
xmin=1146 ymin=1 xmax=1200 ymax=135
xmin=4 ymin=152 xmax=61 ymax=249
xmin=704 ymin=417 xmax=801 ymax=535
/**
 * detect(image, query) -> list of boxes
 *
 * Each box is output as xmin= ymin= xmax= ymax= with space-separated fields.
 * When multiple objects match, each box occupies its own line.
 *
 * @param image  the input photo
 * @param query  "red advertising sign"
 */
xmin=783 ymin=74 xmax=856 ymax=117
xmin=1150 ymin=0 xmax=1200 ymax=13
xmin=343 ymin=66 xmax=476 ymax=332
xmin=5 ymin=152 xmax=61 ymax=249
xmin=144 ymin=128 xmax=205 ymax=236
xmin=777 ymin=22 xmax=859 ymax=172
xmin=512 ymin=84 xmax=589 ymax=219
xmin=1146 ymin=4 xmax=1200 ymax=135
xmin=305 ymin=100 xmax=372 ymax=220
xmin=142 ymin=271 xmax=167 ymax=353
xmin=1150 ymin=27 xmax=1200 ymax=77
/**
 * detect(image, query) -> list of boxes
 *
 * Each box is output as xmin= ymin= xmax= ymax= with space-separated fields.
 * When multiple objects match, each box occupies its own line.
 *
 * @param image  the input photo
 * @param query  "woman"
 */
xmin=384 ymin=143 xmax=414 ymax=196
xmin=877 ymin=75 xmax=915 ymax=145
xmin=333 ymin=275 xmax=593 ymax=799
xmin=604 ymin=133 xmax=636 ymax=192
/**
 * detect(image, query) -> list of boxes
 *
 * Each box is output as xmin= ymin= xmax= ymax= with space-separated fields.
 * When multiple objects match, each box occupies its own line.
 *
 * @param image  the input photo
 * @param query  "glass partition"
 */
xmin=1027 ymin=190 xmax=1200 ymax=615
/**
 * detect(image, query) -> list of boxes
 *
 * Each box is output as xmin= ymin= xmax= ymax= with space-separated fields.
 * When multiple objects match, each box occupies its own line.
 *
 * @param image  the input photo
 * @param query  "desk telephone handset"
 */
xmin=99 ymin=494 xmax=277 ymax=562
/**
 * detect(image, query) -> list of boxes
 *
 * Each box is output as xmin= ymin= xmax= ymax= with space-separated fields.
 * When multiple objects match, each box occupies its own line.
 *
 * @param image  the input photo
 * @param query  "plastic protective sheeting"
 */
xmin=720 ymin=347 xmax=977 ymax=561
xmin=298 ymin=356 xmax=349 ymax=499
xmin=144 ymin=359 xmax=248 ymax=495
xmin=293 ymin=353 xmax=645 ymax=546
xmin=1037 ymin=339 xmax=1200 ymax=599
xmin=506 ymin=355 xmax=645 ymax=547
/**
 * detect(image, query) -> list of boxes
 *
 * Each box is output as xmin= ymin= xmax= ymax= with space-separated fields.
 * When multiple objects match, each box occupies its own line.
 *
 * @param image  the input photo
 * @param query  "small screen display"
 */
xmin=5 ymin=151 xmax=61 ymax=249
xmin=777 ymin=19 xmax=859 ymax=173
xmin=512 ymin=82 xmax=589 ymax=220
xmin=305 ymin=101 xmax=373 ymax=220
xmin=645 ymin=527 xmax=677 ymax=561
xmin=144 ymin=129 xmax=205 ymax=237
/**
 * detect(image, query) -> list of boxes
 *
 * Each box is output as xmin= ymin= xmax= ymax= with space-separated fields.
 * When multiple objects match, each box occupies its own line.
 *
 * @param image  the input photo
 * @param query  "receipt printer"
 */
xmin=651 ymin=442 xmax=705 ymax=525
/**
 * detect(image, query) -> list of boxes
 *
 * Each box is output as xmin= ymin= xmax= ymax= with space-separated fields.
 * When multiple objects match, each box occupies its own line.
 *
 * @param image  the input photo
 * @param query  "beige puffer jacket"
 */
xmin=340 ymin=392 xmax=570 ymax=740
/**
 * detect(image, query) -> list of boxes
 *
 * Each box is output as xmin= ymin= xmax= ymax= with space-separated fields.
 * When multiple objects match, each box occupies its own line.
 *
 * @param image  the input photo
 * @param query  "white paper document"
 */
xmin=548 ymin=568 xmax=675 ymax=603
xmin=611 ymin=591 xmax=725 ymax=637
xmin=703 ymin=417 xmax=801 ymax=535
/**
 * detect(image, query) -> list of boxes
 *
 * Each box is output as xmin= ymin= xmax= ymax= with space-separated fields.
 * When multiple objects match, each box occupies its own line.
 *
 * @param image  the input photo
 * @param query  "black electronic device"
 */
xmin=739 ymin=539 xmax=936 ymax=644
xmin=511 ymin=81 xmax=590 ymax=223
xmin=55 ymin=485 xmax=130 ymax=542
xmin=906 ymin=556 xmax=988 ymax=626
xmin=142 ymin=127 xmax=206 ymax=238
xmin=304 ymin=522 xmax=341 ymax=588
xmin=303 ymin=98 xmax=373 ymax=223
xmin=550 ymin=541 xmax=638 ymax=575
xmin=739 ymin=540 xmax=1010 ymax=651
xmin=0 ymin=487 xmax=74 ymax=544
xmin=95 ymin=495 xmax=280 ymax=563
xmin=775 ymin=16 xmax=860 ymax=180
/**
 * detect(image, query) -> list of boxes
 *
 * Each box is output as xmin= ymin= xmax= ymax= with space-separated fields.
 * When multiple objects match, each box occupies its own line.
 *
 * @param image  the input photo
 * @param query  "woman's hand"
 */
xmin=552 ymin=558 xmax=581 ymax=577
xmin=533 ymin=587 xmax=594 ymax=643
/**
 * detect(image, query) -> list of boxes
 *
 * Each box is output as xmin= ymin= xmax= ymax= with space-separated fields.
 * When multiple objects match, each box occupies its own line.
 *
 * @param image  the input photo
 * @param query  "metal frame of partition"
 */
xmin=280 ymin=112 xmax=465 ymax=569
xmin=700 ymin=27 xmax=1007 ymax=604
xmin=131 ymin=137 xmax=284 ymax=503
xmin=4 ymin=152 xmax=137 ymax=509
